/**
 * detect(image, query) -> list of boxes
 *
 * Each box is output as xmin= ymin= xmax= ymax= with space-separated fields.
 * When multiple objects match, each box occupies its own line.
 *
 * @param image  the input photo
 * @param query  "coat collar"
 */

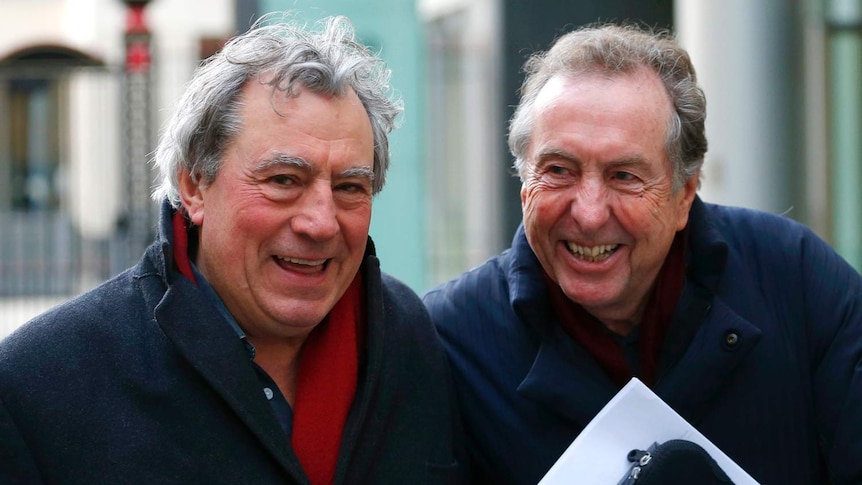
xmin=146 ymin=203 xmax=306 ymax=478
xmin=153 ymin=279 xmax=306 ymax=479
xmin=508 ymin=195 xmax=761 ymax=427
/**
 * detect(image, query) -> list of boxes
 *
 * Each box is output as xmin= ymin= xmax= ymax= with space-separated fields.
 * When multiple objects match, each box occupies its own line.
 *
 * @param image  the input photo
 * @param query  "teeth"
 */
xmin=566 ymin=243 xmax=618 ymax=262
xmin=276 ymin=256 xmax=327 ymax=266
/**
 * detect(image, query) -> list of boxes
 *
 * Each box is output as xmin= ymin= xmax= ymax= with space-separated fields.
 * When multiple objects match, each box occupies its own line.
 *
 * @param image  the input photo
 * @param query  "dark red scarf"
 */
xmin=172 ymin=212 xmax=362 ymax=485
xmin=546 ymin=230 xmax=686 ymax=388
xmin=292 ymin=273 xmax=363 ymax=485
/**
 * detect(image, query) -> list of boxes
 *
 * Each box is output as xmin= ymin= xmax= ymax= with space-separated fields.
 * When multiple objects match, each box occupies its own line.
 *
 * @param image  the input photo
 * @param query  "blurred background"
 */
xmin=0 ymin=0 xmax=859 ymax=337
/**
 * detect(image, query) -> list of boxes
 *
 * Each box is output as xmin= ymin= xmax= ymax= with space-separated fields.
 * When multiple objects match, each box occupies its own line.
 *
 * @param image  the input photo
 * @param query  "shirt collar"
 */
xmin=191 ymin=262 xmax=256 ymax=359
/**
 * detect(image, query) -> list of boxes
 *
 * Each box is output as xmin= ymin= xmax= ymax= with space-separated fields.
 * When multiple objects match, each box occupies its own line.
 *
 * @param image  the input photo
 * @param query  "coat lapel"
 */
xmin=655 ymin=296 xmax=762 ymax=423
xmin=154 ymin=277 xmax=307 ymax=481
xmin=518 ymin=325 xmax=619 ymax=428
xmin=517 ymin=296 xmax=761 ymax=432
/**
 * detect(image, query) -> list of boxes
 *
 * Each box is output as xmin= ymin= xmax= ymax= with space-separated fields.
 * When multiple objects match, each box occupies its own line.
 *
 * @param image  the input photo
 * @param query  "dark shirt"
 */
xmin=192 ymin=263 xmax=294 ymax=437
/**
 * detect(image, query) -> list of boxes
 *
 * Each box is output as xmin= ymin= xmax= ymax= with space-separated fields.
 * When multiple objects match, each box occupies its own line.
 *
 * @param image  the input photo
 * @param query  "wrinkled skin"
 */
xmin=520 ymin=68 xmax=698 ymax=335
xmin=179 ymin=78 xmax=375 ymax=348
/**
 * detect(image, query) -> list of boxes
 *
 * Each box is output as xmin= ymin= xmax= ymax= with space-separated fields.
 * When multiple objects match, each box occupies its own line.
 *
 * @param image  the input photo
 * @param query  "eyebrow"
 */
xmin=535 ymin=148 xmax=648 ymax=167
xmin=254 ymin=153 xmax=375 ymax=180
xmin=535 ymin=148 xmax=577 ymax=164
xmin=254 ymin=153 xmax=310 ymax=172
xmin=340 ymin=166 xmax=375 ymax=181
xmin=606 ymin=156 xmax=650 ymax=169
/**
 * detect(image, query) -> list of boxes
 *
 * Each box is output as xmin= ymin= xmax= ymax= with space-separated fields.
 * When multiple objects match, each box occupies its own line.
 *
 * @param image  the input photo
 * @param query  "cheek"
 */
xmin=633 ymin=189 xmax=678 ymax=227
xmin=217 ymin=205 xmax=281 ymax=254
xmin=521 ymin=190 xmax=562 ymax=252
xmin=521 ymin=183 xmax=549 ymax=217
xmin=523 ymin=184 xmax=568 ymax=223
xmin=520 ymin=190 xmax=544 ymax=230
xmin=340 ymin=206 xmax=373 ymax=246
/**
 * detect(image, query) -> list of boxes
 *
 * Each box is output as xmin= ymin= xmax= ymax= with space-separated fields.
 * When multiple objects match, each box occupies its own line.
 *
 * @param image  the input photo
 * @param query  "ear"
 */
xmin=674 ymin=171 xmax=699 ymax=231
xmin=178 ymin=169 xmax=205 ymax=226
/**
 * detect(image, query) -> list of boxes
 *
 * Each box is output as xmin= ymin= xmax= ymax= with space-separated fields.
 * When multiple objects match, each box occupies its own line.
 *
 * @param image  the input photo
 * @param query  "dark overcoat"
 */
xmin=0 ymin=203 xmax=466 ymax=484
xmin=424 ymin=197 xmax=862 ymax=485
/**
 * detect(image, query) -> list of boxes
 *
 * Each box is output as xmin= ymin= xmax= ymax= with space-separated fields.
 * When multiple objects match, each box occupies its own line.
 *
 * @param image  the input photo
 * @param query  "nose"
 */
xmin=571 ymin=178 xmax=610 ymax=232
xmin=290 ymin=182 xmax=339 ymax=241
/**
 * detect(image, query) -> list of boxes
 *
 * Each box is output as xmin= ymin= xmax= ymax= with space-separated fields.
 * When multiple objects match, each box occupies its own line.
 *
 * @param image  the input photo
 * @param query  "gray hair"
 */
xmin=508 ymin=23 xmax=707 ymax=190
xmin=152 ymin=13 xmax=403 ymax=206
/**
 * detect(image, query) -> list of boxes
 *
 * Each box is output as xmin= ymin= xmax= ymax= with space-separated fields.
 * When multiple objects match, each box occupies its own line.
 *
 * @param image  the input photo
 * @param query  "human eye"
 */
xmin=547 ymin=164 xmax=570 ymax=175
xmin=269 ymin=174 xmax=297 ymax=186
xmin=609 ymin=169 xmax=646 ymax=193
xmin=536 ymin=163 xmax=576 ymax=187
xmin=612 ymin=171 xmax=636 ymax=181
xmin=335 ymin=181 xmax=371 ymax=196
xmin=544 ymin=163 xmax=571 ymax=175
xmin=257 ymin=172 xmax=303 ymax=202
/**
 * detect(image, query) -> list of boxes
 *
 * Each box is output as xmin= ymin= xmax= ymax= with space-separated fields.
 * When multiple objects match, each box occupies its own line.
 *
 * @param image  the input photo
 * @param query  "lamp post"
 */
xmin=120 ymin=0 xmax=155 ymax=268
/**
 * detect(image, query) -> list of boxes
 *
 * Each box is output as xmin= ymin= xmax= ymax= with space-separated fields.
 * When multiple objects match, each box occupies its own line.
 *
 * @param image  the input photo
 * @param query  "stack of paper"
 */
xmin=539 ymin=378 xmax=758 ymax=484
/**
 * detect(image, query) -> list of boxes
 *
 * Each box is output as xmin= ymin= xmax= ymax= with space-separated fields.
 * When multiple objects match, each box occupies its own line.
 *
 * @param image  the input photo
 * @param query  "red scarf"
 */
xmin=172 ymin=212 xmax=362 ymax=484
xmin=292 ymin=274 xmax=363 ymax=485
xmin=546 ymin=230 xmax=686 ymax=388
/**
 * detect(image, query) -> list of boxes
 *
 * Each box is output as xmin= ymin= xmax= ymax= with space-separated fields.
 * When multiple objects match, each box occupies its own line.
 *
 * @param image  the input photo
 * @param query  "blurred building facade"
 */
xmin=1 ymin=0 xmax=859 ymax=333
xmin=417 ymin=0 xmax=862 ymax=286
xmin=0 ymin=0 xmax=234 ymax=330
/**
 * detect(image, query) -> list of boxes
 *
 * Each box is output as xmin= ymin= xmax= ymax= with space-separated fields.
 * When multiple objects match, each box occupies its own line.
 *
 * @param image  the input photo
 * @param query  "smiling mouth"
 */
xmin=566 ymin=243 xmax=619 ymax=262
xmin=274 ymin=255 xmax=329 ymax=274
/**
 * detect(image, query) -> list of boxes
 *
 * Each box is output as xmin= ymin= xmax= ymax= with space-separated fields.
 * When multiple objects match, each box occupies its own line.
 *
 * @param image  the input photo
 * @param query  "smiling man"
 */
xmin=423 ymin=24 xmax=862 ymax=485
xmin=0 ymin=14 xmax=466 ymax=484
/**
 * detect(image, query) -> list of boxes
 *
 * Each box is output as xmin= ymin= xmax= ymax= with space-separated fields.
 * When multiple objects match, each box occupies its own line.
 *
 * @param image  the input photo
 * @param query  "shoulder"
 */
xmin=376 ymin=272 xmax=436 ymax=331
xmin=0 ymin=268 xmax=155 ymax=378
xmin=702 ymin=202 xmax=843 ymax=268
xmin=376 ymin=272 xmax=439 ymax=340
xmin=696 ymin=202 xmax=861 ymax=320
xmin=380 ymin=272 xmax=425 ymax=311
xmin=421 ymin=252 xmax=526 ymax=355
xmin=704 ymin=202 xmax=809 ymax=240
xmin=422 ymin=254 xmax=509 ymax=319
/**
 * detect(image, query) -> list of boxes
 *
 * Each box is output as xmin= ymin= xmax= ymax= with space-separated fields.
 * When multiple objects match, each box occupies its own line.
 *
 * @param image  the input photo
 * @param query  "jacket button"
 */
xmin=723 ymin=330 xmax=740 ymax=349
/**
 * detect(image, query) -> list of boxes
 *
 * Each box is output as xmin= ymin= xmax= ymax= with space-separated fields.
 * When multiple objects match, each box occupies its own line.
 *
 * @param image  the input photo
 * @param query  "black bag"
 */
xmin=617 ymin=439 xmax=735 ymax=485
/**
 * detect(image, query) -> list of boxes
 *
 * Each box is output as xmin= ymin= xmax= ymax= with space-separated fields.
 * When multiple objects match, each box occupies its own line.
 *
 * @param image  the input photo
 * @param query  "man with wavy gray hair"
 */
xmin=424 ymin=23 xmax=862 ymax=484
xmin=0 ymin=14 xmax=466 ymax=484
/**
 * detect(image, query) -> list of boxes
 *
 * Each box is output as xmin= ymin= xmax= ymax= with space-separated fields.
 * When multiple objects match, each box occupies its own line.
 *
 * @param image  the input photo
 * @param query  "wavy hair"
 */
xmin=152 ymin=13 xmax=403 ymax=206
xmin=508 ymin=23 xmax=707 ymax=190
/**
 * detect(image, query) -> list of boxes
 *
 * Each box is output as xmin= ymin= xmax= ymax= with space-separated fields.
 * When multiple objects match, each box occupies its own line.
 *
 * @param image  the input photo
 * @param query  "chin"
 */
xmin=269 ymin=301 xmax=331 ymax=330
xmin=560 ymin=284 xmax=617 ymax=308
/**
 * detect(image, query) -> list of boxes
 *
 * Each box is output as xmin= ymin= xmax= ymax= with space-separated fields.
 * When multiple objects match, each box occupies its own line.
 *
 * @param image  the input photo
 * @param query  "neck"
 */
xmin=600 ymin=318 xmax=639 ymax=337
xmin=249 ymin=336 xmax=306 ymax=406
xmin=590 ymin=294 xmax=651 ymax=337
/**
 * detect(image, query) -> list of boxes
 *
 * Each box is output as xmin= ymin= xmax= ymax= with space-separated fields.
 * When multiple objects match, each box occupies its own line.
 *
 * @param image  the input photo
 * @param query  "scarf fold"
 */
xmin=172 ymin=211 xmax=362 ymax=484
xmin=291 ymin=273 xmax=363 ymax=485
xmin=547 ymin=230 xmax=686 ymax=388
xmin=172 ymin=211 xmax=197 ymax=284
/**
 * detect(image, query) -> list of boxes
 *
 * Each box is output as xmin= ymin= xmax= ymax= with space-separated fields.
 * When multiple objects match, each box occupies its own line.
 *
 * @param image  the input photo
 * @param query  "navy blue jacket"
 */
xmin=424 ymin=197 xmax=862 ymax=485
xmin=0 ymin=202 xmax=466 ymax=484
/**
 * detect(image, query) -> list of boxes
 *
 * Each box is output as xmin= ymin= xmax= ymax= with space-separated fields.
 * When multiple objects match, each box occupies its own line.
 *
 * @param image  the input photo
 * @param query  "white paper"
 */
xmin=539 ymin=378 xmax=759 ymax=484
